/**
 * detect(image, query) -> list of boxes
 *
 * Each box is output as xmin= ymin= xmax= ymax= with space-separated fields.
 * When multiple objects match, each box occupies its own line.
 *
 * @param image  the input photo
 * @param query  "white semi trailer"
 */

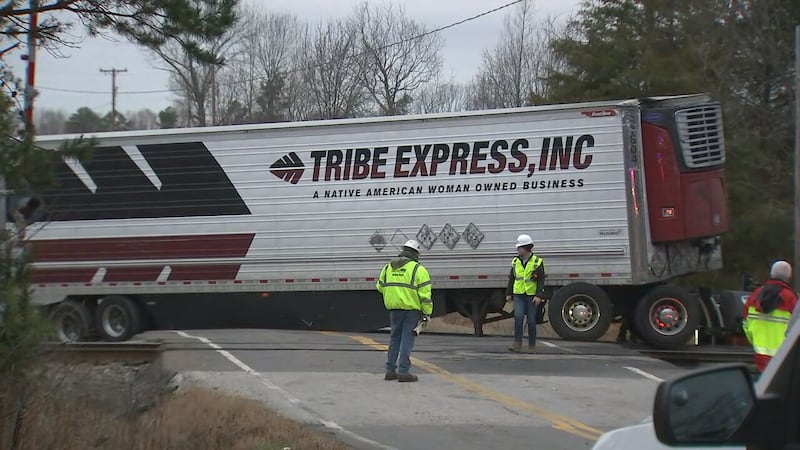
xmin=22 ymin=94 xmax=733 ymax=348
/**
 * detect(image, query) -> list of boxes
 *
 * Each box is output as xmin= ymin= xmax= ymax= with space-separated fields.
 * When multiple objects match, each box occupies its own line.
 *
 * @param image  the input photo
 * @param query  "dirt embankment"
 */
xmin=426 ymin=310 xmax=624 ymax=342
xmin=1 ymin=359 xmax=349 ymax=450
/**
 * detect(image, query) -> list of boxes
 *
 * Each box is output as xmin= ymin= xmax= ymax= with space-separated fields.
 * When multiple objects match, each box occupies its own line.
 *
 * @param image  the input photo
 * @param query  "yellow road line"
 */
xmin=338 ymin=333 xmax=604 ymax=442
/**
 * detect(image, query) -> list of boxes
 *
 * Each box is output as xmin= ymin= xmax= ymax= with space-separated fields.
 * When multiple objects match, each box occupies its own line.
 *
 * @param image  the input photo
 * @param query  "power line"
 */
xmin=35 ymin=85 xmax=167 ymax=95
xmin=34 ymin=0 xmax=524 ymax=97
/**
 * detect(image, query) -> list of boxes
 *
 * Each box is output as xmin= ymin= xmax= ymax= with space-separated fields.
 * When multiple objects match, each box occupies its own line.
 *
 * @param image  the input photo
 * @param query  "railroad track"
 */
xmin=637 ymin=347 xmax=754 ymax=365
xmin=41 ymin=341 xmax=163 ymax=364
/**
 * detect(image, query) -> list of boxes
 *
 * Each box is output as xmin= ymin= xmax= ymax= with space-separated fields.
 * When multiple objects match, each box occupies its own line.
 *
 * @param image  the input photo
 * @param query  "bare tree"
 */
xmin=470 ymin=1 xmax=563 ymax=109
xmin=411 ymin=77 xmax=468 ymax=114
xmin=254 ymin=10 xmax=304 ymax=122
xmin=300 ymin=19 xmax=368 ymax=119
xmin=35 ymin=108 xmax=67 ymax=135
xmin=352 ymin=2 xmax=443 ymax=115
xmin=153 ymin=35 xmax=233 ymax=127
xmin=213 ymin=9 xmax=304 ymax=124
xmin=145 ymin=1 xmax=246 ymax=127
xmin=126 ymin=109 xmax=159 ymax=130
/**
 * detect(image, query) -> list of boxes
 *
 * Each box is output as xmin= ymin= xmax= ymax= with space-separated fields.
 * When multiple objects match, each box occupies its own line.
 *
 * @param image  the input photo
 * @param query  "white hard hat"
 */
xmin=515 ymin=234 xmax=533 ymax=248
xmin=403 ymin=239 xmax=422 ymax=252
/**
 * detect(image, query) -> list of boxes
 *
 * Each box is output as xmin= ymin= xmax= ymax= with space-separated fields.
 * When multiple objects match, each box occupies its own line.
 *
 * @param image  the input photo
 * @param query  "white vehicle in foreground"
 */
xmin=593 ymin=320 xmax=800 ymax=449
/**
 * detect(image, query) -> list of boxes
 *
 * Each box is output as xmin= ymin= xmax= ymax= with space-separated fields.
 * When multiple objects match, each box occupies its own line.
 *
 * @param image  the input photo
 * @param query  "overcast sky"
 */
xmin=8 ymin=0 xmax=582 ymax=116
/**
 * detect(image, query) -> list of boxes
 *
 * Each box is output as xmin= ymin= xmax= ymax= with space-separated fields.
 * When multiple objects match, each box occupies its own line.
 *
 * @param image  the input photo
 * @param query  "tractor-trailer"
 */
xmin=22 ymin=93 xmax=737 ymax=348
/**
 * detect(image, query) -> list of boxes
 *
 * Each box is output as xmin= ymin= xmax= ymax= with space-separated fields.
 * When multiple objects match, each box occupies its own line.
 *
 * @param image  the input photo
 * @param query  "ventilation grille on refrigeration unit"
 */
xmin=674 ymin=104 xmax=726 ymax=169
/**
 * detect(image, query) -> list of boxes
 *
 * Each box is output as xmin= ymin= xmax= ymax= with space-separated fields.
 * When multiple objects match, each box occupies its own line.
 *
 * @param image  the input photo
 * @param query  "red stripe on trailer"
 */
xmin=569 ymin=274 xmax=580 ymax=278
xmin=168 ymin=264 xmax=241 ymax=281
xmin=208 ymin=280 xmax=217 ymax=285
xmin=234 ymin=280 xmax=243 ymax=284
xmin=110 ymin=282 xmax=118 ymax=286
xmin=104 ymin=266 xmax=163 ymax=282
xmin=312 ymin=278 xmax=321 ymax=282
xmin=157 ymin=282 xmax=166 ymax=285
xmin=259 ymin=280 xmax=268 ymax=284
xmin=133 ymin=282 xmax=142 ymax=286
xmin=477 ymin=275 xmax=488 ymax=279
xmin=285 ymin=279 xmax=294 ymax=283
xmin=450 ymin=275 xmax=460 ymax=280
xmin=365 ymin=277 xmax=375 ymax=282
xmin=339 ymin=278 xmax=348 ymax=282
xmin=29 ymin=233 xmax=256 ymax=262
xmin=182 ymin=281 xmax=191 ymax=285
xmin=601 ymin=273 xmax=612 ymax=278
xmin=30 ymin=268 xmax=97 ymax=284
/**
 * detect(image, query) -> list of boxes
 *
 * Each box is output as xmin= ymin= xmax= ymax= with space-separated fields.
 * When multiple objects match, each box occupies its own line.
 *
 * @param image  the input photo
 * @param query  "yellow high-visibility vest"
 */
xmin=377 ymin=261 xmax=433 ymax=315
xmin=511 ymin=255 xmax=543 ymax=296
xmin=743 ymin=307 xmax=791 ymax=356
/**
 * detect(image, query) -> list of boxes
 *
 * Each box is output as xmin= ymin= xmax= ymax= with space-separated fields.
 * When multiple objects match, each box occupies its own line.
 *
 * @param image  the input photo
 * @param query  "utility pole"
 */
xmin=794 ymin=24 xmax=799 ymax=287
xmin=99 ymin=67 xmax=127 ymax=130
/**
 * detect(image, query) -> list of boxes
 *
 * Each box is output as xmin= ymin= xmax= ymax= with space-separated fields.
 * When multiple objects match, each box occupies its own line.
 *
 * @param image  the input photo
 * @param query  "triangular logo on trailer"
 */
xmin=269 ymin=152 xmax=305 ymax=184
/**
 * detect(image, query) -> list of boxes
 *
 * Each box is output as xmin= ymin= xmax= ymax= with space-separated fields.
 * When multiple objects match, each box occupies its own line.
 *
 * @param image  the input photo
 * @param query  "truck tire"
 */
xmin=95 ymin=295 xmax=142 ymax=342
xmin=50 ymin=299 xmax=92 ymax=342
xmin=548 ymin=283 xmax=614 ymax=341
xmin=634 ymin=285 xmax=700 ymax=349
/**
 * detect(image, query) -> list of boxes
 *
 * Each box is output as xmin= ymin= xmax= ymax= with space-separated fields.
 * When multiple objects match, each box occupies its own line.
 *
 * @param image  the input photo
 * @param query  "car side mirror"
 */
xmin=653 ymin=364 xmax=755 ymax=446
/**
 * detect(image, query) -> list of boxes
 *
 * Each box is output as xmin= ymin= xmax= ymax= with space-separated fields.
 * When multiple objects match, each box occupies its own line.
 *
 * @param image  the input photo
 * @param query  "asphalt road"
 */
xmin=146 ymin=329 xmax=702 ymax=450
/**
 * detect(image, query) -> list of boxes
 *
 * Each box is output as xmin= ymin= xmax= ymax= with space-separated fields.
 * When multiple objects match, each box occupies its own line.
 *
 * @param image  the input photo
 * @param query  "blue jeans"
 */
xmin=386 ymin=309 xmax=421 ymax=374
xmin=513 ymin=294 xmax=538 ymax=346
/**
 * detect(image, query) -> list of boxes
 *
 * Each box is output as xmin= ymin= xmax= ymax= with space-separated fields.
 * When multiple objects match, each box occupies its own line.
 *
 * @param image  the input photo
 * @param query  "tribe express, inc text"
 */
xmin=308 ymin=135 xmax=596 ymax=182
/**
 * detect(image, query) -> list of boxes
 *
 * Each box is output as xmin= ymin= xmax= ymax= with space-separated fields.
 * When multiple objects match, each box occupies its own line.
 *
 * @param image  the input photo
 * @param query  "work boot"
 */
xmin=384 ymin=372 xmax=398 ymax=381
xmin=398 ymin=373 xmax=418 ymax=383
xmin=508 ymin=341 xmax=522 ymax=352
xmin=526 ymin=345 xmax=536 ymax=354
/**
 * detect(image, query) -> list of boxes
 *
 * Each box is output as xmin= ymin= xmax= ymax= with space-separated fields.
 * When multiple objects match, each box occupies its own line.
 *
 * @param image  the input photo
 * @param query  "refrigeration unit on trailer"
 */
xmin=18 ymin=93 xmax=730 ymax=348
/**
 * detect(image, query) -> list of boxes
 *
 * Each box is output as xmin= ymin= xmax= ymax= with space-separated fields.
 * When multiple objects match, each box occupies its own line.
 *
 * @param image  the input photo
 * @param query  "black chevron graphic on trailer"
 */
xmin=270 ymin=152 xmax=305 ymax=184
xmin=42 ymin=142 xmax=251 ymax=221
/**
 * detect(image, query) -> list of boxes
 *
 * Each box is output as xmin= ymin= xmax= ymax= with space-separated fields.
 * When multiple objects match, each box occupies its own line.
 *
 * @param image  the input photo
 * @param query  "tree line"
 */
xmin=35 ymin=106 xmax=179 ymax=134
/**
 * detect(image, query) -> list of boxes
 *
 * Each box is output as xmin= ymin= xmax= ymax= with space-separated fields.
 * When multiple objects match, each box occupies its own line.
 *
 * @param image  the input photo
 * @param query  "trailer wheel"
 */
xmin=548 ymin=283 xmax=613 ymax=341
xmin=50 ymin=299 xmax=92 ymax=342
xmin=95 ymin=296 xmax=142 ymax=342
xmin=634 ymin=285 xmax=700 ymax=349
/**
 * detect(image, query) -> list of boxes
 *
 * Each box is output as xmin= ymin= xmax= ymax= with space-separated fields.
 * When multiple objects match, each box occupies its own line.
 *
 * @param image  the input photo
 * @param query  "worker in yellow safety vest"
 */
xmin=743 ymin=260 xmax=798 ymax=372
xmin=377 ymin=239 xmax=433 ymax=383
xmin=505 ymin=234 xmax=547 ymax=353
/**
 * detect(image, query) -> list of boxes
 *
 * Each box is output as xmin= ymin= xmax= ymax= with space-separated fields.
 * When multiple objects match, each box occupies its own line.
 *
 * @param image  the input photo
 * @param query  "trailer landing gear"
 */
xmin=452 ymin=291 xmax=510 ymax=337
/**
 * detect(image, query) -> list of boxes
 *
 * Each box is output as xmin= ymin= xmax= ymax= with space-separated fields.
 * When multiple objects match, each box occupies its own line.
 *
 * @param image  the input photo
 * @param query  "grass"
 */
xmin=3 ymin=384 xmax=350 ymax=450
